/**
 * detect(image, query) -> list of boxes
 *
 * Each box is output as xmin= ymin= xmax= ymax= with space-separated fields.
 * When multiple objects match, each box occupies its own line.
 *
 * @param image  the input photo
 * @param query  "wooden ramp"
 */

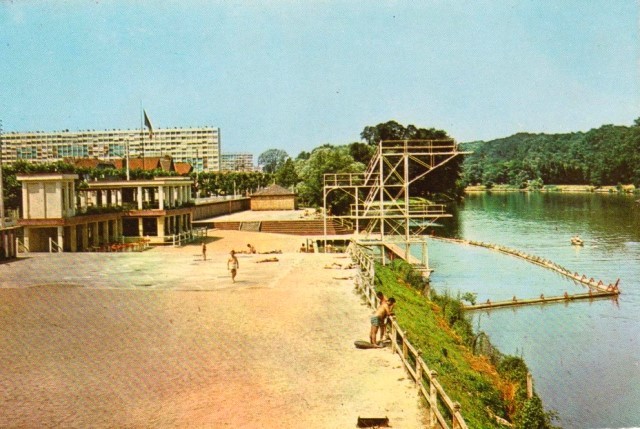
xmin=465 ymin=290 xmax=619 ymax=311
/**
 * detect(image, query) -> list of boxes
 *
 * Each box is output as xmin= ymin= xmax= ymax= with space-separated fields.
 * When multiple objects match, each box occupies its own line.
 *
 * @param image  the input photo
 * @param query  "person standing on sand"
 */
xmin=370 ymin=297 xmax=395 ymax=346
xmin=227 ymin=250 xmax=239 ymax=283
xmin=202 ymin=242 xmax=207 ymax=261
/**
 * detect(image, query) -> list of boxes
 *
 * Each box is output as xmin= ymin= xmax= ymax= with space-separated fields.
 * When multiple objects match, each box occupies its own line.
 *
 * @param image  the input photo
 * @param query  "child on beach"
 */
xmin=227 ymin=250 xmax=239 ymax=283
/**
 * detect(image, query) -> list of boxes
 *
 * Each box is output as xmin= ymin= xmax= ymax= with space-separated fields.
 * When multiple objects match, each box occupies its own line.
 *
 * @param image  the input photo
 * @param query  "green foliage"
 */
xmin=462 ymin=121 xmax=640 ymax=188
xmin=294 ymin=145 xmax=364 ymax=209
xmin=2 ymin=160 xmax=78 ymax=209
xmin=274 ymin=158 xmax=299 ymax=188
xmin=498 ymin=356 xmax=529 ymax=383
xmin=360 ymin=121 xmax=464 ymax=199
xmin=348 ymin=141 xmax=375 ymax=165
xmin=374 ymin=260 xmax=558 ymax=428
xmin=373 ymin=261 xmax=505 ymax=427
xmin=461 ymin=291 xmax=478 ymax=305
xmin=82 ymin=205 xmax=124 ymax=215
xmin=515 ymin=396 xmax=559 ymax=429
xmin=258 ymin=149 xmax=289 ymax=174
xmin=196 ymin=171 xmax=272 ymax=197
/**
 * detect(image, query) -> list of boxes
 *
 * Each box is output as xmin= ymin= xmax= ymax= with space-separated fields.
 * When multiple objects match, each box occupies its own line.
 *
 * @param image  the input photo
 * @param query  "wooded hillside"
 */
xmin=460 ymin=120 xmax=640 ymax=189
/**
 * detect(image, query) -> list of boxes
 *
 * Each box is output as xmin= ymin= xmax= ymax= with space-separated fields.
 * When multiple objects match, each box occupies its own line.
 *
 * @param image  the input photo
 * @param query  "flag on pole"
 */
xmin=143 ymin=110 xmax=154 ymax=139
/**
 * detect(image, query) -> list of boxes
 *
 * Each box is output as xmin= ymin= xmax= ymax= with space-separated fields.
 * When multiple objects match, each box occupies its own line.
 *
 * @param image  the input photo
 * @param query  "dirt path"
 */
xmin=0 ymin=230 xmax=426 ymax=428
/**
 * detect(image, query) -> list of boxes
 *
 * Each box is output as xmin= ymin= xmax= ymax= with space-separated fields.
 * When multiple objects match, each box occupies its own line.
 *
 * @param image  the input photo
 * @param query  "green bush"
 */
xmin=373 ymin=260 xmax=560 ymax=428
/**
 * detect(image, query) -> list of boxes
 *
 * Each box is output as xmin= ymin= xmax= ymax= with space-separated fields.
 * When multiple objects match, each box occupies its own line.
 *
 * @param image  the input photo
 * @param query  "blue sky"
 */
xmin=1 ymin=1 xmax=638 ymax=158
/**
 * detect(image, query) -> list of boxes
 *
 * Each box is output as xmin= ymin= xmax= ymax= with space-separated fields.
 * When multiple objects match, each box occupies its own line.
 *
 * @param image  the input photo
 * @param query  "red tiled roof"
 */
xmin=128 ymin=157 xmax=162 ymax=171
xmin=174 ymin=162 xmax=193 ymax=175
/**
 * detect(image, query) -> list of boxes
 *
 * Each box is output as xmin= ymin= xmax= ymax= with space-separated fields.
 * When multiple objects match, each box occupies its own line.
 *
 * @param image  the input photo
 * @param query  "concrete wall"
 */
xmin=250 ymin=196 xmax=297 ymax=211
xmin=25 ymin=182 xmax=64 ymax=219
xmin=193 ymin=198 xmax=250 ymax=220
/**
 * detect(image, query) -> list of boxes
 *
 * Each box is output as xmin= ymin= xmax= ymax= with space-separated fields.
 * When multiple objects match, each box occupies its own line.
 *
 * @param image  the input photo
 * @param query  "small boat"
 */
xmin=571 ymin=237 xmax=584 ymax=246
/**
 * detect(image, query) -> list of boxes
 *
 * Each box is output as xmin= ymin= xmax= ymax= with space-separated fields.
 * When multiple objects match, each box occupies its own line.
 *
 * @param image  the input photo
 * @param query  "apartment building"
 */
xmin=220 ymin=152 xmax=254 ymax=172
xmin=0 ymin=127 xmax=221 ymax=173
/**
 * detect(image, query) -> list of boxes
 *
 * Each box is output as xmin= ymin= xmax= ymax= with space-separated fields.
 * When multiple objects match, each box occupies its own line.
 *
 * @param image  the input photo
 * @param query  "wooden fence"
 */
xmin=349 ymin=242 xmax=469 ymax=429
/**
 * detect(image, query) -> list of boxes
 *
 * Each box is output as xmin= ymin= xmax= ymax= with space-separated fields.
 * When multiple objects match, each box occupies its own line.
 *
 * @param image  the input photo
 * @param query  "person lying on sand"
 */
xmin=256 ymin=257 xmax=279 ymax=263
xmin=324 ymin=262 xmax=343 ymax=269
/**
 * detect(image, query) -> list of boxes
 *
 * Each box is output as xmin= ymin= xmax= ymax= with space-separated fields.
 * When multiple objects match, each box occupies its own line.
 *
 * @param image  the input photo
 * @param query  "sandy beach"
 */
xmin=0 ymin=230 xmax=426 ymax=428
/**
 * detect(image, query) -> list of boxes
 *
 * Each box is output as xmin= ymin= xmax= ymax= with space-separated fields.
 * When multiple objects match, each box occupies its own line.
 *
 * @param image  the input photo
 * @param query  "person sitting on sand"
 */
xmin=227 ymin=250 xmax=239 ymax=283
xmin=247 ymin=244 xmax=257 ymax=254
xmin=370 ymin=297 xmax=396 ymax=346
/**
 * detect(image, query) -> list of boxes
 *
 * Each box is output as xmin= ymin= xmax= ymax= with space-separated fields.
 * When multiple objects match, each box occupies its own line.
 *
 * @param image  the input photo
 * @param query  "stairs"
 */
xmin=212 ymin=219 xmax=353 ymax=236
xmin=212 ymin=221 xmax=241 ymax=230
xmin=240 ymin=221 xmax=261 ymax=232
xmin=261 ymin=220 xmax=353 ymax=235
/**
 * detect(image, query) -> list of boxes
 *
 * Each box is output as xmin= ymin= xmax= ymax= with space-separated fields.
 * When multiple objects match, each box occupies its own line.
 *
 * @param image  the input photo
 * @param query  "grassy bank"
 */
xmin=375 ymin=260 xmax=559 ymax=428
xmin=465 ymin=184 xmax=637 ymax=193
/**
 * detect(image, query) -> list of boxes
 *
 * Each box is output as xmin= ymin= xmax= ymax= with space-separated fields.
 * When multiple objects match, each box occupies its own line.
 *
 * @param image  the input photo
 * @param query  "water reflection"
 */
xmin=427 ymin=192 xmax=640 ymax=429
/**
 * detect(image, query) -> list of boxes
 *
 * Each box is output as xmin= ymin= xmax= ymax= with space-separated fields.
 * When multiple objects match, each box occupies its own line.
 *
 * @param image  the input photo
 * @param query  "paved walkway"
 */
xmin=0 ymin=230 xmax=426 ymax=428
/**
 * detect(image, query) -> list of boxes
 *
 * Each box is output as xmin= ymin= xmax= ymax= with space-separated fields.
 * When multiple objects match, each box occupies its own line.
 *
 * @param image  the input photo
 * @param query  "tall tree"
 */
xmin=295 ymin=145 xmax=364 ymax=211
xmin=274 ymin=158 xmax=299 ymax=188
xmin=360 ymin=121 xmax=462 ymax=198
xmin=258 ymin=149 xmax=289 ymax=174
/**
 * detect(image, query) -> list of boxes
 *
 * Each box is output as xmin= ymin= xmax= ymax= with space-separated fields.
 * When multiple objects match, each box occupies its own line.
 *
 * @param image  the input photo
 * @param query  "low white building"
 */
xmin=17 ymin=174 xmax=196 ymax=252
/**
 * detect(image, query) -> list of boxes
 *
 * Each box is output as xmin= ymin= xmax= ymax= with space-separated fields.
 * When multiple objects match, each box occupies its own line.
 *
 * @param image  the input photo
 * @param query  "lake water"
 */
xmin=425 ymin=192 xmax=640 ymax=429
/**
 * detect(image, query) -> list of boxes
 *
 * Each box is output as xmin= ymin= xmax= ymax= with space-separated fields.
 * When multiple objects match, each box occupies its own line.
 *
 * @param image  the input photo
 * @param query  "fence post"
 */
xmin=452 ymin=402 xmax=462 ymax=429
xmin=402 ymin=332 xmax=409 ymax=362
xmin=390 ymin=320 xmax=397 ymax=354
xmin=416 ymin=350 xmax=423 ymax=387
xmin=429 ymin=370 xmax=438 ymax=428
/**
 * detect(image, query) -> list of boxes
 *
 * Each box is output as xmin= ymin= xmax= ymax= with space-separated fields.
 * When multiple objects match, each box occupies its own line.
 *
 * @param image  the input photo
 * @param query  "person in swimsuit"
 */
xmin=227 ymin=250 xmax=239 ymax=283
xmin=376 ymin=292 xmax=389 ymax=343
xmin=369 ymin=297 xmax=395 ymax=346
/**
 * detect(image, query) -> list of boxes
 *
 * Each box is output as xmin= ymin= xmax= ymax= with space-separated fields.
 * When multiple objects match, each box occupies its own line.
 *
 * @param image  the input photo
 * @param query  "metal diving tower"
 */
xmin=323 ymin=138 xmax=468 ymax=276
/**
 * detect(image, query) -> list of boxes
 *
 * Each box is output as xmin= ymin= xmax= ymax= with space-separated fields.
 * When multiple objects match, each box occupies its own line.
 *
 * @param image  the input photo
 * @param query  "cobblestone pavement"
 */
xmin=0 ymin=231 xmax=426 ymax=428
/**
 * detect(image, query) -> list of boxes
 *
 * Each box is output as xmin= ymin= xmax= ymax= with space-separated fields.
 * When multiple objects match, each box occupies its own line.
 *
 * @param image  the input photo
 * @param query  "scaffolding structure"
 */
xmin=323 ymin=139 xmax=468 ymax=276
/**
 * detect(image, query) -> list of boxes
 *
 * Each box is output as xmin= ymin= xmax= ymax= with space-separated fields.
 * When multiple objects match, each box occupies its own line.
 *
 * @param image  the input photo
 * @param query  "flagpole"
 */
xmin=0 ymin=119 xmax=5 ymax=229
xmin=125 ymin=137 xmax=130 ymax=181
xmin=140 ymin=102 xmax=144 ymax=165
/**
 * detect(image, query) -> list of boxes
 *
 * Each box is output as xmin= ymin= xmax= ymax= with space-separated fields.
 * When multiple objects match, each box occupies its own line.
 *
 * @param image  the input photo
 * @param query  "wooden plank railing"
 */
xmin=348 ymin=241 xmax=469 ymax=429
xmin=16 ymin=238 xmax=29 ymax=254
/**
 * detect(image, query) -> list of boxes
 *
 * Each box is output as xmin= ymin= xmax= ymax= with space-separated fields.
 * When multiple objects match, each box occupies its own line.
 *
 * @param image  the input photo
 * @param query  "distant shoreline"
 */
xmin=465 ymin=184 xmax=637 ymax=193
